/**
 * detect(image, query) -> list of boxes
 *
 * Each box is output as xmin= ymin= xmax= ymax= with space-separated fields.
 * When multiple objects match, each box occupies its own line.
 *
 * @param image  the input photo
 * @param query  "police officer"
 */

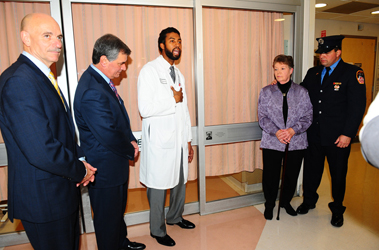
xmin=296 ymin=35 xmax=366 ymax=227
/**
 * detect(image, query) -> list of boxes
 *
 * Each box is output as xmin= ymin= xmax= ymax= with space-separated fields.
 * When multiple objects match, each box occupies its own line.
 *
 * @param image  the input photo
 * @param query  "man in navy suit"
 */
xmin=74 ymin=34 xmax=145 ymax=250
xmin=0 ymin=13 xmax=96 ymax=250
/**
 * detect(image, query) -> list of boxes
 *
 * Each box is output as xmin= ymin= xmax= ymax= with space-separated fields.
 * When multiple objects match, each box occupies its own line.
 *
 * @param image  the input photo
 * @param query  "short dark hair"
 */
xmin=273 ymin=54 xmax=294 ymax=69
xmin=92 ymin=34 xmax=131 ymax=64
xmin=158 ymin=27 xmax=180 ymax=53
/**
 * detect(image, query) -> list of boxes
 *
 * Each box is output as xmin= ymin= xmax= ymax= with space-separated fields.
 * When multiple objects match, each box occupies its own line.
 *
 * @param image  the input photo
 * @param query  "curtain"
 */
xmin=203 ymin=7 xmax=284 ymax=175
xmin=71 ymin=4 xmax=196 ymax=188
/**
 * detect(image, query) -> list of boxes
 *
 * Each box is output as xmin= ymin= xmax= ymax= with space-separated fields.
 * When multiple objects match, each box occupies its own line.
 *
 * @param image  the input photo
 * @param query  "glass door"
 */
xmin=194 ymin=0 xmax=300 ymax=215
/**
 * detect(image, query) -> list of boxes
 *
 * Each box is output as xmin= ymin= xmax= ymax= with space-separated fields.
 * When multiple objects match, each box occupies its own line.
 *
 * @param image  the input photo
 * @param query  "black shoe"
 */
xmin=123 ymin=242 xmax=146 ymax=250
xmin=167 ymin=219 xmax=195 ymax=229
xmin=151 ymin=233 xmax=176 ymax=246
xmin=280 ymin=204 xmax=297 ymax=216
xmin=331 ymin=214 xmax=344 ymax=227
xmin=264 ymin=207 xmax=273 ymax=220
xmin=296 ymin=203 xmax=315 ymax=214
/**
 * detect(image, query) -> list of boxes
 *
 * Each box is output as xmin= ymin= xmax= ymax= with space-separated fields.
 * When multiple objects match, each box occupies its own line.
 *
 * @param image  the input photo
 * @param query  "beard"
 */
xmin=165 ymin=46 xmax=181 ymax=61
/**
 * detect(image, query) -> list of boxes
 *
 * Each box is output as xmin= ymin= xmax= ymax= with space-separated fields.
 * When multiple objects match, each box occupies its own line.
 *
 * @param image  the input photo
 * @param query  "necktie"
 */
xmin=322 ymin=67 xmax=331 ymax=85
xmin=48 ymin=72 xmax=65 ymax=108
xmin=170 ymin=66 xmax=176 ymax=83
xmin=109 ymin=80 xmax=121 ymax=103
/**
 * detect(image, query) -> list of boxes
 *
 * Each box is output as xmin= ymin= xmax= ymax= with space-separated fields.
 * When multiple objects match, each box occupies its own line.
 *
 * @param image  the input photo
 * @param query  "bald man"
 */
xmin=0 ymin=13 xmax=96 ymax=250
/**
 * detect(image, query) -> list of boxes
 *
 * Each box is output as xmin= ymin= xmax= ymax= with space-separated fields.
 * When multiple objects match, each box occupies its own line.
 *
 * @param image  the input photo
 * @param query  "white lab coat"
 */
xmin=138 ymin=56 xmax=192 ymax=189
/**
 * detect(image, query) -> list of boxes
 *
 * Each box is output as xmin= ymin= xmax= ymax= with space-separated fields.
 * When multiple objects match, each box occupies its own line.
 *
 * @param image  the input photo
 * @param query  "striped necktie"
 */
xmin=109 ymin=80 xmax=121 ymax=103
xmin=48 ymin=72 xmax=66 ymax=109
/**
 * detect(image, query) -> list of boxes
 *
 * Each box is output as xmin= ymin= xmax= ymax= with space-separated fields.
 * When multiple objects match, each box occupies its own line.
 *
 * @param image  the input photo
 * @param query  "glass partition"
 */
xmin=201 ymin=6 xmax=295 ymax=209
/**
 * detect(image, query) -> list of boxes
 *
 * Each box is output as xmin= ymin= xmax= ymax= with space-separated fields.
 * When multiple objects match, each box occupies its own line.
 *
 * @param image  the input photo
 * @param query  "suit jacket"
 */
xmin=0 ymin=55 xmax=85 ymax=223
xmin=258 ymin=81 xmax=313 ymax=152
xmin=74 ymin=66 xmax=136 ymax=188
xmin=301 ymin=59 xmax=366 ymax=146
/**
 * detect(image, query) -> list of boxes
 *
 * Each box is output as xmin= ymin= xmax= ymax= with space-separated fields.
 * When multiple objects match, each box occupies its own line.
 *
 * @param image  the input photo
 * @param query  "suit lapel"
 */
xmin=87 ymin=67 xmax=132 ymax=128
xmin=20 ymin=55 xmax=76 ymax=140
xmin=88 ymin=66 xmax=120 ymax=104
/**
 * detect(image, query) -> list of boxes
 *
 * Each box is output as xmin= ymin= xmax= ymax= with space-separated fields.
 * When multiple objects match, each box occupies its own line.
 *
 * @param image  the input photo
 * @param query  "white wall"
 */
xmin=315 ymin=19 xmax=379 ymax=96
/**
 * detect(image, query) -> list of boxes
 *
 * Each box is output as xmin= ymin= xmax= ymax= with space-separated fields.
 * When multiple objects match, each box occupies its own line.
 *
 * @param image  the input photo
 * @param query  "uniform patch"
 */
xmin=160 ymin=78 xmax=167 ymax=84
xmin=356 ymin=70 xmax=365 ymax=84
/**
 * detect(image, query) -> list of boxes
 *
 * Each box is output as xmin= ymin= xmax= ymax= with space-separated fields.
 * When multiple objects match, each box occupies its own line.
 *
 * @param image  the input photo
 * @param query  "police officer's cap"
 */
xmin=315 ymin=35 xmax=344 ymax=54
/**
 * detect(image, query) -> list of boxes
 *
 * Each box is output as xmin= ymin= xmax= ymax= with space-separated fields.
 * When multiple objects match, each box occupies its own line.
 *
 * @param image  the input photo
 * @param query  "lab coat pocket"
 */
xmin=150 ymin=120 xmax=176 ymax=149
xmin=152 ymin=129 xmax=176 ymax=149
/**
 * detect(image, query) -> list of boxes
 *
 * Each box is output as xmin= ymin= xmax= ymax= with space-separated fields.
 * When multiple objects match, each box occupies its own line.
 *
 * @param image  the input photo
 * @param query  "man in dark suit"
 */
xmin=74 ymin=34 xmax=145 ymax=250
xmin=297 ymin=35 xmax=366 ymax=227
xmin=0 ymin=13 xmax=96 ymax=250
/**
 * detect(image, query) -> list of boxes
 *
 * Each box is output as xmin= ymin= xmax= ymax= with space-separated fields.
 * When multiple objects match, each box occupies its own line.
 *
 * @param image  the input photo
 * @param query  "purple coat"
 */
xmin=258 ymin=82 xmax=313 ymax=152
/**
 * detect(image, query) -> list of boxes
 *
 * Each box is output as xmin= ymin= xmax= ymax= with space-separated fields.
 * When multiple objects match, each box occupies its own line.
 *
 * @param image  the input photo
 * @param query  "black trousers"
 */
xmin=302 ymin=143 xmax=350 ymax=215
xmin=88 ymin=181 xmax=130 ymax=250
xmin=262 ymin=148 xmax=305 ymax=208
xmin=22 ymin=210 xmax=80 ymax=250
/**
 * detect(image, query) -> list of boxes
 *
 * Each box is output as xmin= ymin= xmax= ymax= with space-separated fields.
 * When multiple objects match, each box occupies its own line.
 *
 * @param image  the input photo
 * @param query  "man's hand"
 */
xmin=335 ymin=135 xmax=351 ymax=148
xmin=171 ymin=86 xmax=183 ymax=103
xmin=188 ymin=142 xmax=194 ymax=163
xmin=131 ymin=140 xmax=139 ymax=158
xmin=271 ymin=79 xmax=277 ymax=85
xmin=77 ymin=162 xmax=97 ymax=187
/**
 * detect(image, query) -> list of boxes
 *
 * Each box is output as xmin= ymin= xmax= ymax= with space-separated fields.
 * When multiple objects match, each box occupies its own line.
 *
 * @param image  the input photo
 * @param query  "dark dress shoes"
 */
xmin=331 ymin=214 xmax=344 ymax=227
xmin=122 ymin=241 xmax=146 ymax=250
xmin=280 ymin=204 xmax=297 ymax=216
xmin=264 ymin=207 xmax=273 ymax=220
xmin=167 ymin=219 xmax=195 ymax=229
xmin=151 ymin=233 xmax=176 ymax=246
xmin=296 ymin=203 xmax=315 ymax=214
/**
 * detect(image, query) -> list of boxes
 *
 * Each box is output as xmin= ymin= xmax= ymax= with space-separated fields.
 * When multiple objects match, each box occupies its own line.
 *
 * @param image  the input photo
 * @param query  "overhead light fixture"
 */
xmin=372 ymin=10 xmax=379 ymax=14
xmin=274 ymin=18 xmax=285 ymax=22
xmin=315 ymin=3 xmax=327 ymax=8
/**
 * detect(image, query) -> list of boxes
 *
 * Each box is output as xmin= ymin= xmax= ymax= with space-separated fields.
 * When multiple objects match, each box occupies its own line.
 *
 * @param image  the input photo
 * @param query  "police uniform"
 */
xmin=298 ymin=35 xmax=366 ymax=227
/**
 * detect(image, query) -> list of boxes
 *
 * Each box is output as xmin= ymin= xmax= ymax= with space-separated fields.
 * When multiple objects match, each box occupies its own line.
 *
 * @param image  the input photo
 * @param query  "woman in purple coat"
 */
xmin=258 ymin=55 xmax=313 ymax=220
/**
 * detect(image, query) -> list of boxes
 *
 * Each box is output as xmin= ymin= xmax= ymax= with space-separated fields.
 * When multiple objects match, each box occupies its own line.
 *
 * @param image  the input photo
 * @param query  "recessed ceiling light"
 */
xmin=372 ymin=10 xmax=379 ymax=15
xmin=274 ymin=18 xmax=285 ymax=22
xmin=315 ymin=3 xmax=327 ymax=8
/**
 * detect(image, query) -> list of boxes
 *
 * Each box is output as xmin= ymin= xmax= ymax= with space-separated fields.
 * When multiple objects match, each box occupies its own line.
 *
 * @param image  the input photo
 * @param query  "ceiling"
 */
xmin=315 ymin=0 xmax=379 ymax=24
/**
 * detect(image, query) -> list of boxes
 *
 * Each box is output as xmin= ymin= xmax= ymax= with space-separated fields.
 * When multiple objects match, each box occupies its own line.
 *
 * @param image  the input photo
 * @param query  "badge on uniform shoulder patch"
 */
xmin=356 ymin=70 xmax=365 ymax=84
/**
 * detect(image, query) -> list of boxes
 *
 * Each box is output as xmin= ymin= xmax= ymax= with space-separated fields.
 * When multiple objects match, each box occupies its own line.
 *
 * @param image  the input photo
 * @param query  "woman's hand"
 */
xmin=276 ymin=128 xmax=295 ymax=144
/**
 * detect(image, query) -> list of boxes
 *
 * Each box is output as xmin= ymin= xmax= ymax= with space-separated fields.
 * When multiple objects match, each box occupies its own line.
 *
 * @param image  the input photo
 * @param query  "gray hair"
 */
xmin=92 ymin=34 xmax=131 ymax=64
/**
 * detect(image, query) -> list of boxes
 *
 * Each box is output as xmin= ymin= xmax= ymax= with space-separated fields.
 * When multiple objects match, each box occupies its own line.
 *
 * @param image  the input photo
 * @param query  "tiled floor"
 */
xmin=2 ymin=143 xmax=379 ymax=249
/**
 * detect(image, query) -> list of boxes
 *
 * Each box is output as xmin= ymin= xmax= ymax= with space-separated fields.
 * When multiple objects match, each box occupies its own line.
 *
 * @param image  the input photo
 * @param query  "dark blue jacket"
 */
xmin=74 ymin=66 xmax=136 ymax=188
xmin=301 ymin=59 xmax=366 ymax=146
xmin=0 ymin=55 xmax=85 ymax=223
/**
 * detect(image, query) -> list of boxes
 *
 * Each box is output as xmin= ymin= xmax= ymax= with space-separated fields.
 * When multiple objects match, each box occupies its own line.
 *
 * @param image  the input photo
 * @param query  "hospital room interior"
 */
xmin=1 ymin=0 xmax=379 ymax=249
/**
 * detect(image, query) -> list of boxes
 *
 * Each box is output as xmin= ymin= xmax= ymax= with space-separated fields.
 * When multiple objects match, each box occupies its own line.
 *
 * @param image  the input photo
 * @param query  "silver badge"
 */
xmin=319 ymin=38 xmax=324 ymax=45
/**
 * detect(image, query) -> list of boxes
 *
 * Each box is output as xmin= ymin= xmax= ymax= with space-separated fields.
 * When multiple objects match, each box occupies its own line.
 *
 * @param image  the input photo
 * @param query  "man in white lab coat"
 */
xmin=137 ymin=27 xmax=195 ymax=247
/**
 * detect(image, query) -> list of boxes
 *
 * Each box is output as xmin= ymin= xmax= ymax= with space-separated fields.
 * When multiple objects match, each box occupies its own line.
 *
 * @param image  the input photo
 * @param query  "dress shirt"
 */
xmin=321 ymin=58 xmax=341 ymax=83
